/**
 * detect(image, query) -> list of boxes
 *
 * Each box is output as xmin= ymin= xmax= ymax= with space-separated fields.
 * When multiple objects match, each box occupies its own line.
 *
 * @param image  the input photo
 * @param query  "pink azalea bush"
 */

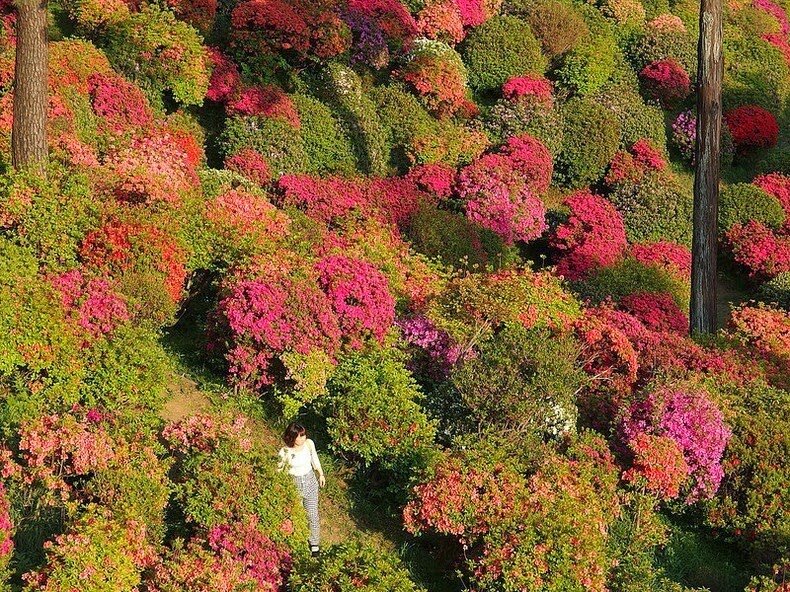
xmin=501 ymin=75 xmax=553 ymax=106
xmin=417 ymin=0 xmax=465 ymax=44
xmin=728 ymin=304 xmax=790 ymax=373
xmin=226 ymin=85 xmax=301 ymax=127
xmin=0 ymin=483 xmax=12 ymax=578
xmin=206 ymin=48 xmax=242 ymax=103
xmin=725 ymin=221 xmax=790 ymax=279
xmin=88 ymin=72 xmax=153 ymax=133
xmin=753 ymin=173 xmax=790 ymax=223
xmin=206 ymin=188 xmax=290 ymax=240
xmin=618 ymin=292 xmax=688 ymax=334
xmin=639 ymin=59 xmax=691 ymax=108
xmin=549 ymin=190 xmax=628 ymax=280
xmin=606 ymin=139 xmax=667 ymax=186
xmin=278 ymin=174 xmax=366 ymax=225
xmin=630 ymin=241 xmax=692 ymax=279
xmin=50 ymin=269 xmax=130 ymax=340
xmin=456 ymin=0 xmax=502 ymax=26
xmin=623 ymin=433 xmax=690 ymax=500
xmin=224 ymin=149 xmax=272 ymax=186
xmin=622 ymin=386 xmax=731 ymax=502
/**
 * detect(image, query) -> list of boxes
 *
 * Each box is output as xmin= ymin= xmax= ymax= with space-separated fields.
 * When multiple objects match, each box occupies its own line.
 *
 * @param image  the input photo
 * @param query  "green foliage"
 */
xmin=478 ymin=99 xmax=565 ymax=155
xmin=722 ymin=36 xmax=790 ymax=115
xmin=757 ymin=272 xmax=790 ymax=310
xmin=608 ymin=171 xmax=694 ymax=246
xmin=450 ymin=324 xmax=584 ymax=437
xmin=462 ymin=15 xmax=548 ymax=93
xmin=323 ymin=343 xmax=435 ymax=468
xmin=555 ymin=98 xmax=621 ymax=188
xmin=511 ymin=0 xmax=590 ymax=58
xmin=221 ymin=115 xmax=309 ymax=175
xmin=292 ymin=93 xmax=358 ymax=176
xmin=719 ymin=184 xmax=786 ymax=231
xmin=575 ymin=257 xmax=690 ymax=310
xmin=627 ymin=26 xmax=698 ymax=77
xmin=105 ymin=4 xmax=210 ymax=107
xmin=595 ymin=80 xmax=668 ymax=149
xmin=290 ymin=539 xmax=426 ymax=592
xmin=312 ymin=64 xmax=390 ymax=176
xmin=755 ymin=150 xmax=790 ymax=176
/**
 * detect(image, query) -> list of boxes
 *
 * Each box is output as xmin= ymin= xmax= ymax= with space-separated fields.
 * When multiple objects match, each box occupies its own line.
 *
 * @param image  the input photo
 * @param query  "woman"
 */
xmin=278 ymin=422 xmax=325 ymax=557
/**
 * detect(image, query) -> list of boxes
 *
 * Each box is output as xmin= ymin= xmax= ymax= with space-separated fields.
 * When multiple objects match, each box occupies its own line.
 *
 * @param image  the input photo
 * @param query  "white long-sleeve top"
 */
xmin=278 ymin=438 xmax=323 ymax=477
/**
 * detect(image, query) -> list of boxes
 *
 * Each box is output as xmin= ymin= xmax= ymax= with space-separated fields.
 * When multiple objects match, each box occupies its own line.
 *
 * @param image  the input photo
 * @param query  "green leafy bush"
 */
xmin=513 ymin=0 xmax=589 ymax=58
xmin=555 ymin=98 xmax=621 ymax=188
xmin=462 ymin=15 xmax=548 ymax=93
xmin=105 ymin=4 xmax=210 ymax=107
xmin=722 ymin=36 xmax=790 ymax=115
xmin=221 ymin=115 xmax=309 ymax=176
xmin=290 ymin=539 xmax=425 ymax=592
xmin=322 ymin=344 xmax=435 ymax=468
xmin=292 ymin=94 xmax=358 ymax=176
xmin=627 ymin=25 xmax=697 ymax=77
xmin=757 ymin=272 xmax=790 ymax=310
xmin=477 ymin=99 xmax=565 ymax=155
xmin=755 ymin=150 xmax=790 ymax=176
xmin=450 ymin=324 xmax=585 ymax=437
xmin=595 ymin=80 xmax=667 ymax=149
xmin=607 ymin=171 xmax=694 ymax=246
xmin=575 ymin=257 xmax=690 ymax=309
xmin=719 ymin=183 xmax=786 ymax=231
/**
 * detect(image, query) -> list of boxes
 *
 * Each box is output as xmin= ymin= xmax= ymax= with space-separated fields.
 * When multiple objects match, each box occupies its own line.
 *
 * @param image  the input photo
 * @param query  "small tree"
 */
xmin=11 ymin=0 xmax=48 ymax=175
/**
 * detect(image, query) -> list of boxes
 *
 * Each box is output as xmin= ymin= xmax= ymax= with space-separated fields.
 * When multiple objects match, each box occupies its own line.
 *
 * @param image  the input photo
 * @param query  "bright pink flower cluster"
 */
xmin=206 ymin=189 xmax=290 ymax=239
xmin=278 ymin=174 xmax=366 ymax=224
xmin=365 ymin=175 xmax=435 ymax=226
xmin=724 ymin=105 xmax=779 ymax=151
xmin=550 ymin=190 xmax=628 ymax=280
xmin=725 ymin=221 xmax=790 ymax=279
xmin=399 ymin=55 xmax=478 ymax=119
xmin=455 ymin=0 xmax=502 ymax=26
xmin=224 ymin=149 xmax=271 ymax=187
xmin=50 ymin=269 xmax=129 ymax=339
xmin=226 ymin=85 xmax=301 ymax=127
xmin=763 ymin=32 xmax=790 ymax=66
xmin=88 ymin=72 xmax=152 ymax=133
xmin=315 ymin=255 xmax=395 ymax=347
xmin=622 ymin=386 xmax=731 ymax=502
xmin=630 ymin=241 xmax=692 ymax=279
xmin=606 ymin=139 xmax=667 ymax=186
xmin=406 ymin=163 xmax=456 ymax=198
xmin=639 ymin=59 xmax=691 ymax=108
xmin=206 ymin=48 xmax=242 ymax=103
xmin=417 ymin=0 xmax=465 ymax=43
xmin=618 ymin=292 xmax=687 ymax=334
xmin=398 ymin=315 xmax=463 ymax=377
xmin=499 ymin=134 xmax=553 ymax=194
xmin=623 ymin=433 xmax=689 ymax=500
xmin=753 ymin=173 xmax=790 ymax=223
xmin=162 ymin=414 xmax=253 ymax=455
xmin=0 ymin=483 xmax=12 ymax=562
xmin=502 ymin=75 xmax=553 ymax=107
xmin=104 ymin=133 xmax=200 ymax=205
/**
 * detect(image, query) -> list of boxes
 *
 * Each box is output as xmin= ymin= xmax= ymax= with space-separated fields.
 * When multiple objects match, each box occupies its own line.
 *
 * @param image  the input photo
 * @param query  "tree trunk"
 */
xmin=11 ymin=0 xmax=48 ymax=175
xmin=690 ymin=0 xmax=723 ymax=335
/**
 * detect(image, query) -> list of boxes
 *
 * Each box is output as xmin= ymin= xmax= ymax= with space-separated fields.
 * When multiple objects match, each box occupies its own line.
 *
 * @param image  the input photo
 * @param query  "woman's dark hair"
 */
xmin=283 ymin=422 xmax=306 ymax=447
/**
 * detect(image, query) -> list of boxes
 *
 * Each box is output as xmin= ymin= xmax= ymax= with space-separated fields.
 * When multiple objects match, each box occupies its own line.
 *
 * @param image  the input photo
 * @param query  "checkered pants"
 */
xmin=293 ymin=472 xmax=320 ymax=548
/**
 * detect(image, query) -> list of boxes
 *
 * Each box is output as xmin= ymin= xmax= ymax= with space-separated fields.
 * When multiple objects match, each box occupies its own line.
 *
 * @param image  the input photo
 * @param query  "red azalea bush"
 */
xmin=502 ymin=75 xmax=553 ymax=106
xmin=618 ymin=291 xmax=688 ymax=334
xmin=622 ymin=385 xmax=731 ymax=502
xmin=149 ymin=517 xmax=292 ymax=592
xmin=224 ymin=149 xmax=272 ymax=187
xmin=725 ymin=221 xmax=790 ymax=280
xmin=398 ymin=53 xmax=478 ymax=119
xmin=50 ymin=269 xmax=130 ymax=340
xmin=753 ymin=173 xmax=790 ymax=222
xmin=0 ymin=482 xmax=12 ymax=578
xmin=165 ymin=0 xmax=217 ymax=34
xmin=417 ymin=0 xmax=465 ymax=44
xmin=639 ymin=59 xmax=691 ymax=108
xmin=315 ymin=255 xmax=395 ymax=348
xmin=405 ymin=162 xmax=456 ymax=199
xmin=226 ymin=85 xmax=301 ymax=127
xmin=88 ymin=72 xmax=153 ymax=134
xmin=573 ymin=310 xmax=639 ymax=393
xmin=550 ymin=190 xmax=628 ymax=280
xmin=630 ymin=241 xmax=692 ymax=279
xmin=277 ymin=174 xmax=366 ymax=224
xmin=606 ymin=139 xmax=667 ymax=186
xmin=206 ymin=48 xmax=242 ymax=103
xmin=623 ymin=433 xmax=690 ymax=500
xmin=724 ymin=105 xmax=780 ymax=151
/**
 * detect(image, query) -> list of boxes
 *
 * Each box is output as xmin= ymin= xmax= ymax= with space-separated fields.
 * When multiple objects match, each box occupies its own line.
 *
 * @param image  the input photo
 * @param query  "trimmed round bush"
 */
xmin=724 ymin=105 xmax=780 ymax=152
xmin=608 ymin=171 xmax=694 ymax=246
xmin=719 ymin=183 xmax=785 ymax=231
xmin=516 ymin=0 xmax=589 ymax=58
xmin=555 ymin=98 xmax=621 ymax=188
xmin=478 ymin=99 xmax=564 ymax=155
xmin=722 ymin=36 xmax=790 ymax=115
xmin=757 ymin=272 xmax=790 ymax=310
xmin=755 ymin=150 xmax=790 ymax=176
xmin=595 ymin=81 xmax=667 ymax=149
xmin=627 ymin=24 xmax=697 ymax=77
xmin=553 ymin=9 xmax=618 ymax=96
xmin=221 ymin=115 xmax=308 ymax=177
xmin=292 ymin=93 xmax=357 ymax=176
xmin=462 ymin=15 xmax=548 ymax=93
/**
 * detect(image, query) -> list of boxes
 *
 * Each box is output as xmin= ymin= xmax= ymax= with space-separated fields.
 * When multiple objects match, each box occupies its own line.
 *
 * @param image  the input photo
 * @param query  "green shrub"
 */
xmin=595 ymin=81 xmax=667 ymax=149
xmin=575 ymin=257 xmax=690 ymax=309
xmin=553 ymin=7 xmax=618 ymax=96
xmin=450 ymin=324 xmax=584 ymax=437
xmin=722 ymin=36 xmax=790 ymax=115
xmin=515 ymin=0 xmax=589 ymax=58
xmin=292 ymin=93 xmax=358 ymax=176
xmin=555 ymin=98 xmax=621 ymax=188
xmin=642 ymin=0 xmax=670 ymax=18
xmin=290 ymin=539 xmax=426 ymax=592
xmin=322 ymin=343 xmax=436 ymax=468
xmin=105 ymin=4 xmax=210 ymax=107
xmin=757 ymin=272 xmax=790 ymax=310
xmin=221 ymin=115 xmax=309 ymax=176
xmin=719 ymin=183 xmax=786 ymax=231
xmin=462 ymin=15 xmax=548 ymax=93
xmin=755 ymin=150 xmax=790 ymax=176
xmin=312 ymin=64 xmax=390 ymax=176
xmin=607 ymin=171 xmax=694 ymax=246
xmin=406 ymin=202 xmax=520 ymax=269
xmin=627 ymin=26 xmax=697 ymax=77
xmin=477 ymin=99 xmax=565 ymax=155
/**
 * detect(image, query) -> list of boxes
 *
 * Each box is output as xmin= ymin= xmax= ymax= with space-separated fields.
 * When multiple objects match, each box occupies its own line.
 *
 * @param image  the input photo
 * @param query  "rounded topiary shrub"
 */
xmin=595 ymin=81 xmax=667 ymax=149
xmin=220 ymin=115 xmax=308 ymax=177
xmin=719 ymin=183 xmax=786 ymax=231
xmin=553 ymin=8 xmax=618 ymax=96
xmin=516 ymin=0 xmax=589 ymax=58
xmin=722 ymin=36 xmax=790 ymax=115
xmin=755 ymin=150 xmax=790 ymax=176
xmin=292 ymin=94 xmax=357 ymax=176
xmin=555 ymin=98 xmax=620 ymax=188
xmin=478 ymin=100 xmax=564 ymax=155
xmin=627 ymin=24 xmax=697 ymax=77
xmin=462 ymin=15 xmax=548 ymax=93
xmin=608 ymin=171 xmax=694 ymax=246
xmin=757 ymin=272 xmax=790 ymax=310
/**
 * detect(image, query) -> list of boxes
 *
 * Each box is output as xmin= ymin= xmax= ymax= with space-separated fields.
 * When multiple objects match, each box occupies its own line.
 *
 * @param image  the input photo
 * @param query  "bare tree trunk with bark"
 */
xmin=690 ymin=0 xmax=723 ymax=334
xmin=11 ymin=0 xmax=48 ymax=175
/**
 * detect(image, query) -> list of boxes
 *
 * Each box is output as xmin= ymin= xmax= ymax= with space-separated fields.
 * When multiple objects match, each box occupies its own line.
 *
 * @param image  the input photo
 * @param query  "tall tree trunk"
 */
xmin=690 ymin=0 xmax=723 ymax=335
xmin=11 ymin=0 xmax=48 ymax=175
